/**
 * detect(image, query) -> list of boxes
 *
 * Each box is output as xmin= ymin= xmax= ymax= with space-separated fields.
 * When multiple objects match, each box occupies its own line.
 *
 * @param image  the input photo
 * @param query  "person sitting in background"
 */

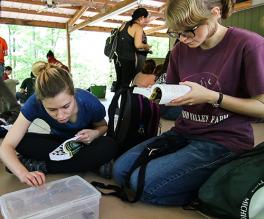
xmin=133 ymin=59 xmax=156 ymax=87
xmin=0 ymin=36 xmax=20 ymax=125
xmin=154 ymin=52 xmax=182 ymax=121
xmin=153 ymin=64 xmax=164 ymax=82
xmin=0 ymin=62 xmax=118 ymax=187
xmin=16 ymin=72 xmax=35 ymax=103
xmin=2 ymin=66 xmax=12 ymax=80
xmin=46 ymin=50 xmax=69 ymax=73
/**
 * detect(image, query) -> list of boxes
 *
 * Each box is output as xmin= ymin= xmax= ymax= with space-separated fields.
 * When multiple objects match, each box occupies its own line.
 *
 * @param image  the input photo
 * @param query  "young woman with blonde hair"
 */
xmin=113 ymin=0 xmax=264 ymax=205
xmin=0 ymin=62 xmax=117 ymax=187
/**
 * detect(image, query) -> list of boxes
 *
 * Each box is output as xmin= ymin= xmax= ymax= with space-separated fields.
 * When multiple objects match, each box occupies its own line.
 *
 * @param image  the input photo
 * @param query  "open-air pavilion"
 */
xmin=0 ymin=1 xmax=264 ymax=219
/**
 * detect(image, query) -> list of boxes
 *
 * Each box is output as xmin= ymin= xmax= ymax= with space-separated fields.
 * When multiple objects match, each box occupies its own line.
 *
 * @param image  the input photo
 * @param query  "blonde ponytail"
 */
xmin=32 ymin=61 xmax=74 ymax=100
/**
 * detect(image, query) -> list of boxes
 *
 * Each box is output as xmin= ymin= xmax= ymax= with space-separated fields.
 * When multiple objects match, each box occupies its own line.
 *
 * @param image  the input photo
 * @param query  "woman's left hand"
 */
xmin=75 ymin=129 xmax=99 ymax=144
xmin=168 ymin=81 xmax=218 ymax=106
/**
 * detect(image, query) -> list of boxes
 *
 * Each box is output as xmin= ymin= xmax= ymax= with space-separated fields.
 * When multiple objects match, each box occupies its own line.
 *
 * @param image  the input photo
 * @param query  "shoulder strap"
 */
xmin=107 ymin=88 xmax=125 ymax=137
xmin=116 ymin=88 xmax=133 ymax=144
xmin=91 ymin=137 xmax=169 ymax=203
xmin=107 ymin=87 xmax=132 ymax=145
xmin=91 ymin=135 xmax=187 ymax=203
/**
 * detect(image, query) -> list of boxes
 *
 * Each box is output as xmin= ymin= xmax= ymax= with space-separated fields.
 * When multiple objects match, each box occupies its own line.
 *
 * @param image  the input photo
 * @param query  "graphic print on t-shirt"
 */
xmin=181 ymin=72 xmax=230 ymax=124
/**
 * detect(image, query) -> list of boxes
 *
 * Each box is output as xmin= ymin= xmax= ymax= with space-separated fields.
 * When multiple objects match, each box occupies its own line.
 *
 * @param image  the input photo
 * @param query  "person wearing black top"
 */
xmin=114 ymin=8 xmax=151 ymax=91
xmin=16 ymin=72 xmax=35 ymax=103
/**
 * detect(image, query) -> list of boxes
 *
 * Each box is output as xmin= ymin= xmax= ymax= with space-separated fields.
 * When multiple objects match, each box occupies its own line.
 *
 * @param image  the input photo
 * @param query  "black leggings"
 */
xmin=16 ymin=133 xmax=118 ymax=174
xmin=114 ymin=58 xmax=136 ymax=91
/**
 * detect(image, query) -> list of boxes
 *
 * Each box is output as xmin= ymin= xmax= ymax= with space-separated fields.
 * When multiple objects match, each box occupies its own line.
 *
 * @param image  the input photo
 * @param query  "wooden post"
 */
xmin=66 ymin=22 xmax=71 ymax=73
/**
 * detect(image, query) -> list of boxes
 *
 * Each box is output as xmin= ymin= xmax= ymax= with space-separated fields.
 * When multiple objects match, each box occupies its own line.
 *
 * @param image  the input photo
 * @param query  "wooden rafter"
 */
xmin=145 ymin=25 xmax=167 ymax=35
xmin=0 ymin=0 xmax=259 ymax=36
xmin=68 ymin=6 xmax=89 ymax=27
xmin=234 ymin=0 xmax=252 ymax=11
xmin=1 ymin=6 xmax=73 ymax=19
xmin=69 ymin=0 xmax=138 ymax=32
xmin=0 ymin=17 xmax=112 ymax=32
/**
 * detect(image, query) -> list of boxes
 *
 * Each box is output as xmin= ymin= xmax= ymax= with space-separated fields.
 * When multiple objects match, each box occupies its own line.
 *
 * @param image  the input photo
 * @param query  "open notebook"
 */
xmin=133 ymin=84 xmax=191 ymax=104
xmin=49 ymin=136 xmax=85 ymax=161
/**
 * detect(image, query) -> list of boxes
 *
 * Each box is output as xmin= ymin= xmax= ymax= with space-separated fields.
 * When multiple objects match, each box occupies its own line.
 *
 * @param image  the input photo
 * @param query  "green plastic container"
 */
xmin=90 ymin=85 xmax=106 ymax=98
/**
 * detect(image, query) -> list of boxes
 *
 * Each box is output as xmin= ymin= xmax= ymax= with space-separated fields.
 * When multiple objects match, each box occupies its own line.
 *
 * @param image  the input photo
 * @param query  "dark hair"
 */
xmin=5 ymin=66 xmax=12 ymax=71
xmin=142 ymin=59 xmax=156 ymax=74
xmin=30 ymin=71 xmax=35 ymax=78
xmin=129 ymin=7 xmax=148 ymax=26
xmin=153 ymin=64 xmax=164 ymax=77
xmin=46 ymin=50 xmax=54 ymax=58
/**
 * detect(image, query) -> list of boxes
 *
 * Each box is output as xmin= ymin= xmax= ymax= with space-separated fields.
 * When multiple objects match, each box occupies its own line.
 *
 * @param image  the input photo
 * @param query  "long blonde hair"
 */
xmin=32 ymin=61 xmax=74 ymax=100
xmin=166 ymin=0 xmax=234 ymax=30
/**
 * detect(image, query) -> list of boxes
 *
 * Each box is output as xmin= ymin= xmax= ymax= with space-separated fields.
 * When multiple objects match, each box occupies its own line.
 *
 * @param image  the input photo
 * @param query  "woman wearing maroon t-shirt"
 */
xmin=113 ymin=0 xmax=264 ymax=206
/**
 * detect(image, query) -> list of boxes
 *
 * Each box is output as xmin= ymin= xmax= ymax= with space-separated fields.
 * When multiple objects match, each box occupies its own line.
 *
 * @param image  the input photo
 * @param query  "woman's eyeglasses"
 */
xmin=167 ymin=25 xmax=199 ymax=39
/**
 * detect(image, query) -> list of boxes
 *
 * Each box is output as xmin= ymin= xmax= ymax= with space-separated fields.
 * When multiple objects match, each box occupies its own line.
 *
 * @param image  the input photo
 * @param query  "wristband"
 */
xmin=212 ymin=92 xmax=223 ymax=108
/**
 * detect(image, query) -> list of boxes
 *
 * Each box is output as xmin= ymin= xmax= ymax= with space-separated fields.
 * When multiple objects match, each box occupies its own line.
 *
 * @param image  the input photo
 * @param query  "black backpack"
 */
xmin=104 ymin=28 xmax=119 ymax=61
xmin=196 ymin=142 xmax=264 ymax=219
xmin=107 ymin=87 xmax=160 ymax=156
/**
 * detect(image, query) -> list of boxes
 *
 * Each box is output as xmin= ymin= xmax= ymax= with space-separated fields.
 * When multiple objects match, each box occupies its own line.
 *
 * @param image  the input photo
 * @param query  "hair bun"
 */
xmin=132 ymin=7 xmax=148 ymax=20
xmin=32 ymin=61 xmax=48 ymax=77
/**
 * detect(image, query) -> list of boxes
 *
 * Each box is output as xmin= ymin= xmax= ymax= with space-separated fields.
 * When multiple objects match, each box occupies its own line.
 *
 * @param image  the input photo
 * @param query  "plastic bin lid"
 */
xmin=0 ymin=175 xmax=101 ymax=219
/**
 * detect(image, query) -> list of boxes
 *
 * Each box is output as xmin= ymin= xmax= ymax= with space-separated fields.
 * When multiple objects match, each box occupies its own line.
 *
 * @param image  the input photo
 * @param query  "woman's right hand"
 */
xmin=18 ymin=170 xmax=46 ymax=187
xmin=145 ymin=44 xmax=152 ymax=51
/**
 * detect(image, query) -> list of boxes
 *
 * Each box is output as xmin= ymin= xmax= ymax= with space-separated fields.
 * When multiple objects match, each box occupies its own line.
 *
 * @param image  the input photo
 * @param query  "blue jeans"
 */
xmin=113 ymin=130 xmax=237 ymax=206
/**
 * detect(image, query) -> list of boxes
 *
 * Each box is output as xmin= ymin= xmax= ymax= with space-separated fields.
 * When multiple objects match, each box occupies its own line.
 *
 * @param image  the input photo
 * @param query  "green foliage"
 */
xmin=147 ymin=36 xmax=169 ymax=58
xmin=0 ymin=24 xmax=169 ymax=89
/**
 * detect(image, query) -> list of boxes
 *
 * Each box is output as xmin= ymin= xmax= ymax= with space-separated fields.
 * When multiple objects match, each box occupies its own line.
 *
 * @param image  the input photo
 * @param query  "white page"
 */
xmin=49 ymin=136 xmax=80 ymax=161
xmin=133 ymin=87 xmax=152 ymax=98
xmin=151 ymin=84 xmax=191 ymax=104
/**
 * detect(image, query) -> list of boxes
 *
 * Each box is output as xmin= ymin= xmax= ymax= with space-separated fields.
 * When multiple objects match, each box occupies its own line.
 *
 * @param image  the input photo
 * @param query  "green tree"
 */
xmin=0 ymin=24 xmax=169 ymax=89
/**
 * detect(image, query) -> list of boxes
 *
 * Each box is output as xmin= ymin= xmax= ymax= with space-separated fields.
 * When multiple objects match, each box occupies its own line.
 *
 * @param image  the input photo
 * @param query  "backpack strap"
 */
xmin=116 ymin=88 xmax=133 ymax=144
xmin=107 ymin=87 xmax=133 ymax=145
xmin=107 ymin=88 xmax=124 ymax=137
xmin=91 ymin=135 xmax=188 ymax=203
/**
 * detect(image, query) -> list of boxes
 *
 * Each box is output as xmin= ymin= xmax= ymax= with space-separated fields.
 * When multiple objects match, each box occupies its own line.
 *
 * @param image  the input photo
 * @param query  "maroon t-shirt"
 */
xmin=167 ymin=27 xmax=264 ymax=153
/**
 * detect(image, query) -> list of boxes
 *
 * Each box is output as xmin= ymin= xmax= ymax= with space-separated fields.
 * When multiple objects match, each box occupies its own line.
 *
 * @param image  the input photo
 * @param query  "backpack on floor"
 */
xmin=107 ymin=87 xmax=160 ymax=156
xmin=197 ymin=142 xmax=264 ymax=219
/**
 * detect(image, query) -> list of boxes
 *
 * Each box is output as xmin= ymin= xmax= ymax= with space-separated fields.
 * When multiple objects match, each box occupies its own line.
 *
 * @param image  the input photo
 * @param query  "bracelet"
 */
xmin=212 ymin=92 xmax=223 ymax=108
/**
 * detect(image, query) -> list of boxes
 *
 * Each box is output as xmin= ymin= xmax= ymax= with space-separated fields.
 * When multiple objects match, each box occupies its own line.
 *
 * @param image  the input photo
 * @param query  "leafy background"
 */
xmin=0 ymin=24 xmax=169 ymax=89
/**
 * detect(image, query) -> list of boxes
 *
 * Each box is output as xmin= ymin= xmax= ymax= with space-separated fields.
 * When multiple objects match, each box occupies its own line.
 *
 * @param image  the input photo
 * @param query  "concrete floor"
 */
xmin=0 ymin=118 xmax=207 ymax=219
xmin=0 ymin=92 xmax=263 ymax=219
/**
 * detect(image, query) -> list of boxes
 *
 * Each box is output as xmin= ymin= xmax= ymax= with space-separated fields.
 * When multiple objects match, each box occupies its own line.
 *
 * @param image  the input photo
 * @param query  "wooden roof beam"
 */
xmin=234 ymin=0 xmax=252 ymax=11
xmin=0 ymin=17 xmax=115 ymax=32
xmin=0 ymin=17 xmax=66 ymax=29
xmin=68 ymin=5 xmax=89 ymax=27
xmin=69 ymin=0 xmax=138 ymax=33
xmin=145 ymin=25 xmax=166 ymax=35
xmin=1 ymin=6 xmax=73 ymax=18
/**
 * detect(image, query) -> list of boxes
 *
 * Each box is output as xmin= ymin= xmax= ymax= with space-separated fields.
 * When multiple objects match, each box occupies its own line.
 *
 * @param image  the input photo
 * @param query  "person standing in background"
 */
xmin=46 ymin=50 xmax=69 ymax=73
xmin=0 ymin=36 xmax=20 ymax=124
xmin=114 ymin=8 xmax=151 ymax=91
xmin=135 ymin=30 xmax=152 ymax=74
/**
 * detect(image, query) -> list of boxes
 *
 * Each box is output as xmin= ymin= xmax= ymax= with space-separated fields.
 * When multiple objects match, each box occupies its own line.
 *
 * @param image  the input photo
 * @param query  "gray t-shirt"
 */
xmin=167 ymin=27 xmax=264 ymax=153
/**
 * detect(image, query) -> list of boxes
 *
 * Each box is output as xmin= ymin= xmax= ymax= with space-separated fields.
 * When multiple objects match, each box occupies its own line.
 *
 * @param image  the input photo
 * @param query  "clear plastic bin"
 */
xmin=0 ymin=175 xmax=101 ymax=219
